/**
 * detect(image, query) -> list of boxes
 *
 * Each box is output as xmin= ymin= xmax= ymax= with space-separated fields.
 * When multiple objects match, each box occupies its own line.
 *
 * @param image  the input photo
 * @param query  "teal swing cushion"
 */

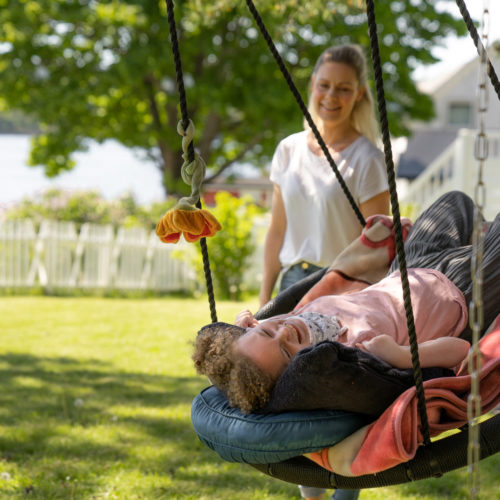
xmin=191 ymin=385 xmax=371 ymax=464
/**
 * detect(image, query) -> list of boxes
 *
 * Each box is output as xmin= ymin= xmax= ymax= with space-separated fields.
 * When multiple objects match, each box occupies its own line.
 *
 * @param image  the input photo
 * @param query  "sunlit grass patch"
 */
xmin=0 ymin=295 xmax=498 ymax=499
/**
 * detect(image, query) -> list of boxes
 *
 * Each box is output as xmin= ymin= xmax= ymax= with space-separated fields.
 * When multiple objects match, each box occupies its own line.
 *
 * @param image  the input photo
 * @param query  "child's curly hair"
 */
xmin=192 ymin=322 xmax=276 ymax=413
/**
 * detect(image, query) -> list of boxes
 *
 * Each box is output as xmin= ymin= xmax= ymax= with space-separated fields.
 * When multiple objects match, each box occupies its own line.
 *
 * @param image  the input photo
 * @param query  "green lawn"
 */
xmin=0 ymin=296 xmax=498 ymax=499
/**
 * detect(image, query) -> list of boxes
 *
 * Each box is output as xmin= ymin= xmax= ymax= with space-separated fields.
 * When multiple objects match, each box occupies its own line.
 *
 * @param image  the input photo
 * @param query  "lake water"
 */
xmin=0 ymin=134 xmax=165 ymax=209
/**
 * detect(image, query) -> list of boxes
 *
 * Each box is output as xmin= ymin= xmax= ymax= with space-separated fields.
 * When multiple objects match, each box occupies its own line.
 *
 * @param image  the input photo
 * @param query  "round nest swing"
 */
xmin=164 ymin=0 xmax=500 ymax=491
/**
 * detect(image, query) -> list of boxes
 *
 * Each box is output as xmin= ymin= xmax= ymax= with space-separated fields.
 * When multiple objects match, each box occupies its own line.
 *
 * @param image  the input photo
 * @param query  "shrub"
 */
xmin=191 ymin=192 xmax=261 ymax=301
xmin=398 ymin=202 xmax=419 ymax=222
xmin=3 ymin=188 xmax=176 ymax=231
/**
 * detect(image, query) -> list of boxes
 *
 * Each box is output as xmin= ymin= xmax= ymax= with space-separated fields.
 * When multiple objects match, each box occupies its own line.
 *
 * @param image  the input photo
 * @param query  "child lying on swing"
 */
xmin=193 ymin=191 xmax=500 ymax=415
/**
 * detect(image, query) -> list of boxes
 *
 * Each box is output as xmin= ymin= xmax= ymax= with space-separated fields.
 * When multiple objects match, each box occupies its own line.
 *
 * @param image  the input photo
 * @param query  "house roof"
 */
xmin=398 ymin=42 xmax=500 ymax=180
xmin=397 ymin=129 xmax=458 ymax=179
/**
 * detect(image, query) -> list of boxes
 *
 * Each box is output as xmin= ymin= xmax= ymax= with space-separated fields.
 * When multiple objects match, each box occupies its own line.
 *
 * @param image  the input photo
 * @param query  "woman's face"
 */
xmin=234 ymin=317 xmax=312 ymax=380
xmin=311 ymin=61 xmax=365 ymax=127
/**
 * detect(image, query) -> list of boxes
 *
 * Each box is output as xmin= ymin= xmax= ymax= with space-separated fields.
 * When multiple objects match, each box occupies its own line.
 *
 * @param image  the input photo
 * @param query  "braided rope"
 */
xmin=365 ymin=0 xmax=430 ymax=445
xmin=244 ymin=0 xmax=366 ymax=227
xmin=165 ymin=0 xmax=217 ymax=323
xmin=455 ymin=0 xmax=500 ymax=102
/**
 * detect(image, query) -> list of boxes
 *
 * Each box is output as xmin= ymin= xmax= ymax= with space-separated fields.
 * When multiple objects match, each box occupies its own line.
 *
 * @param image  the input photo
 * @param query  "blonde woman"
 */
xmin=260 ymin=45 xmax=390 ymax=325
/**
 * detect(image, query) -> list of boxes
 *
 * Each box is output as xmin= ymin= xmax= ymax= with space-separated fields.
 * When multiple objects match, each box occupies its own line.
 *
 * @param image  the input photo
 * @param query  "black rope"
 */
xmin=365 ymin=0 xmax=430 ymax=445
xmin=244 ymin=0 xmax=366 ymax=227
xmin=455 ymin=0 xmax=500 ymax=102
xmin=165 ymin=0 xmax=218 ymax=323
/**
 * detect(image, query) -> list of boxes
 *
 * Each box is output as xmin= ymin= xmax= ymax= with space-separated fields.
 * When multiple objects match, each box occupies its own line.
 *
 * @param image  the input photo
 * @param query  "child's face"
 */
xmin=234 ymin=317 xmax=312 ymax=380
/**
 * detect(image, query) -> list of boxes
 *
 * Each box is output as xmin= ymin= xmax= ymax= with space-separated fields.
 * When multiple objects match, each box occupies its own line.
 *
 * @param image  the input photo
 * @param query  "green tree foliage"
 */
xmin=0 ymin=0 xmax=467 ymax=195
xmin=190 ymin=192 xmax=260 ymax=300
xmin=3 ymin=187 xmax=176 ymax=230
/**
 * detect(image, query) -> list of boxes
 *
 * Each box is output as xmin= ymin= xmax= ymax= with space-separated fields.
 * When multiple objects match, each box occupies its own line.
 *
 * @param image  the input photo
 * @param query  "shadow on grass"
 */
xmin=0 ymin=352 xmax=200 ymax=414
xmin=1 ymin=352 xmax=498 ymax=499
xmin=0 ymin=352 xmax=221 ymax=498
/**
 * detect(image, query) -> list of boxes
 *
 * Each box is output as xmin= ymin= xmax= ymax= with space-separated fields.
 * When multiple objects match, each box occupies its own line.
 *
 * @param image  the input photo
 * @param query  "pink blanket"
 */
xmin=350 ymin=316 xmax=500 ymax=476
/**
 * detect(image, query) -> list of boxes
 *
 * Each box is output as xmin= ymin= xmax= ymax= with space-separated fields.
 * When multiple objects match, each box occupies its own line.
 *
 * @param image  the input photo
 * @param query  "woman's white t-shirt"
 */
xmin=270 ymin=131 xmax=389 ymax=269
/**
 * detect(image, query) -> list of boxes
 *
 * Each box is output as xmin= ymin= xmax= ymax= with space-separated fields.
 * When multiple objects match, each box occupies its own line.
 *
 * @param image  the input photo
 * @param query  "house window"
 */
xmin=448 ymin=103 xmax=472 ymax=126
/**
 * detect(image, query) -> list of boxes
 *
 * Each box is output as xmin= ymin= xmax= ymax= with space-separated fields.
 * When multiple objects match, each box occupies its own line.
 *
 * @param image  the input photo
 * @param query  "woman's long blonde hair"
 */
xmin=304 ymin=44 xmax=380 ymax=145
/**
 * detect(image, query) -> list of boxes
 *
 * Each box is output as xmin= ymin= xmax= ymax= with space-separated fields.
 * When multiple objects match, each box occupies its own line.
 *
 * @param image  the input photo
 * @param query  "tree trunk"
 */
xmin=198 ymin=111 xmax=221 ymax=160
xmin=159 ymin=147 xmax=185 ymax=198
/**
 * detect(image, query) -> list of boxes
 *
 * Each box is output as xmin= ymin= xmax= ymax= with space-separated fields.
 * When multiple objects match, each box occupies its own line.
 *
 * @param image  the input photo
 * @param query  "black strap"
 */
xmin=365 ymin=0 xmax=430 ymax=445
xmin=165 ymin=0 xmax=217 ymax=323
xmin=455 ymin=0 xmax=500 ymax=102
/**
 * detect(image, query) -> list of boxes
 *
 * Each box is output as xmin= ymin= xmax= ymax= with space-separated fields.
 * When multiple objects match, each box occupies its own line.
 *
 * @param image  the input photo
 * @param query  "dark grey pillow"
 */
xmin=261 ymin=341 xmax=454 ymax=417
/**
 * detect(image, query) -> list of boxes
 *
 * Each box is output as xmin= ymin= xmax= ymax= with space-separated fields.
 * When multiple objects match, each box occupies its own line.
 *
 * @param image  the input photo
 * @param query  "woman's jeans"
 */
xmin=280 ymin=262 xmax=324 ymax=292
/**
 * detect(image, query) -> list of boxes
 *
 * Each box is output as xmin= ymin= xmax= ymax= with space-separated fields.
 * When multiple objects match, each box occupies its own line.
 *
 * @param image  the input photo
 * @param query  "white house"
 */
xmin=397 ymin=41 xmax=500 ymax=220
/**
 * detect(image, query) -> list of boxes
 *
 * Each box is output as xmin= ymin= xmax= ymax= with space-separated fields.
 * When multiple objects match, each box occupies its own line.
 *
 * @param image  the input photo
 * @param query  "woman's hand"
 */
xmin=235 ymin=309 xmax=259 ymax=328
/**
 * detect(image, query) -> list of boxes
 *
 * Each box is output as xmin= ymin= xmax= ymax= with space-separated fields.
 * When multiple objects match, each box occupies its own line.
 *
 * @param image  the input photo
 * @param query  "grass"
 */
xmin=0 ymin=296 xmax=499 ymax=499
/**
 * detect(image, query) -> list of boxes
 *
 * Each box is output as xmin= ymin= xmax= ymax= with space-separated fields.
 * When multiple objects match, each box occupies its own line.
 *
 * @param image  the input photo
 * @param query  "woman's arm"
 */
xmin=259 ymin=184 xmax=287 ymax=306
xmin=359 ymin=190 xmax=390 ymax=219
xmin=357 ymin=334 xmax=471 ymax=370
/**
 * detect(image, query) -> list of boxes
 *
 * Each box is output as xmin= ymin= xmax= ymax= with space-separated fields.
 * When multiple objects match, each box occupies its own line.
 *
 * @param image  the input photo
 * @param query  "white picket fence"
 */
xmin=0 ymin=217 xmax=269 ymax=293
xmin=0 ymin=219 xmax=198 ymax=292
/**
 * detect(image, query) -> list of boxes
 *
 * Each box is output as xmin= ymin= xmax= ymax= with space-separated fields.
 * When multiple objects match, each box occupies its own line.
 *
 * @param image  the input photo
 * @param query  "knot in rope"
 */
xmin=177 ymin=119 xmax=206 ymax=208
xmin=156 ymin=119 xmax=221 ymax=242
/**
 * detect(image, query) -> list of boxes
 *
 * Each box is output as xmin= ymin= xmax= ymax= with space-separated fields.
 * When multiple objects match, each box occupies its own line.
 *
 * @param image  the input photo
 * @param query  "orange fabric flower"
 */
xmin=156 ymin=208 xmax=221 ymax=244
